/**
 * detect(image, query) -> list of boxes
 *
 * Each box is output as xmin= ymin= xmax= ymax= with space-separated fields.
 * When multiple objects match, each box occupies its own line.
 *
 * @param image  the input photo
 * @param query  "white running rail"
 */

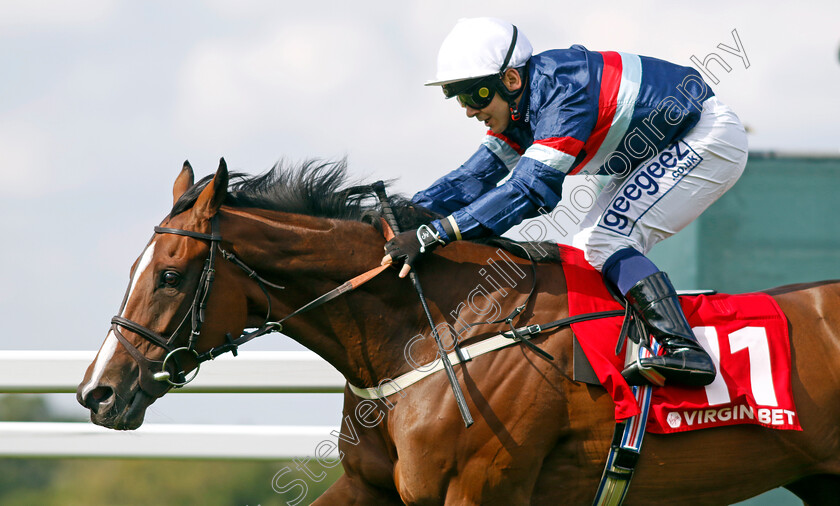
xmin=0 ymin=350 xmax=345 ymax=459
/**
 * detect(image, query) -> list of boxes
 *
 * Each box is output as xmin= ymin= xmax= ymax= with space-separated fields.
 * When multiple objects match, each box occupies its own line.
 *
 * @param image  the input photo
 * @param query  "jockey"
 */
xmin=382 ymin=17 xmax=748 ymax=387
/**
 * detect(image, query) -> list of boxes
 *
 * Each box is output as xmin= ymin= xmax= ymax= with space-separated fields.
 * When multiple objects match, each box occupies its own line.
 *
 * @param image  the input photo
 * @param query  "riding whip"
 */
xmin=371 ymin=181 xmax=474 ymax=428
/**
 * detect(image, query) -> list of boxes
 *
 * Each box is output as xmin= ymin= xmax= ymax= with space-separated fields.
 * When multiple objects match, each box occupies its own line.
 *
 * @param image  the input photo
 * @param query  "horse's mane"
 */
xmin=171 ymin=159 xmax=560 ymax=263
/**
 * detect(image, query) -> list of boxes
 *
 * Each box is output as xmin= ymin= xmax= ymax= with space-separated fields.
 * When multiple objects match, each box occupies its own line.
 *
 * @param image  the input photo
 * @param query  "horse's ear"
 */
xmin=194 ymin=158 xmax=229 ymax=220
xmin=173 ymin=160 xmax=195 ymax=206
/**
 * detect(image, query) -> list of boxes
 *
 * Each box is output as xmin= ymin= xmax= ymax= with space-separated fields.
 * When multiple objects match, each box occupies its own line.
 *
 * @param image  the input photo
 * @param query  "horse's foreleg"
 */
xmin=783 ymin=474 xmax=840 ymax=506
xmin=311 ymin=473 xmax=403 ymax=505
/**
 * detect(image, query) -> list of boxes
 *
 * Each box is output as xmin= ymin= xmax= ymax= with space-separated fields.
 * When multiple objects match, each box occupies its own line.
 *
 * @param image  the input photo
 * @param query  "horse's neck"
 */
xmin=223 ymin=208 xmax=550 ymax=387
xmin=223 ymin=208 xmax=423 ymax=385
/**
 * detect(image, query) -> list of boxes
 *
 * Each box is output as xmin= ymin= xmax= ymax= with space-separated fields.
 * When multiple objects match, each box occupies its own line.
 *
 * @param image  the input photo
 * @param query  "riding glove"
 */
xmin=382 ymin=225 xmax=446 ymax=278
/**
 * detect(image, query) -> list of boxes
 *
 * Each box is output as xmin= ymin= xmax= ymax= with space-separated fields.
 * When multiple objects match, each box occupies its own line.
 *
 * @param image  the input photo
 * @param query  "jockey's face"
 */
xmin=463 ymin=94 xmax=511 ymax=134
xmin=460 ymin=68 xmax=523 ymax=135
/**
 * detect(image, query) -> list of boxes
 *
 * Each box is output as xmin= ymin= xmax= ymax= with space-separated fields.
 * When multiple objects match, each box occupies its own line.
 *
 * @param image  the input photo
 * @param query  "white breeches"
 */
xmin=573 ymin=96 xmax=748 ymax=271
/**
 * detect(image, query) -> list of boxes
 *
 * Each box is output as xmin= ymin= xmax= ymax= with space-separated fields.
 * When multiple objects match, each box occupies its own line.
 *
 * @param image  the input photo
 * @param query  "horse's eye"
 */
xmin=162 ymin=271 xmax=181 ymax=287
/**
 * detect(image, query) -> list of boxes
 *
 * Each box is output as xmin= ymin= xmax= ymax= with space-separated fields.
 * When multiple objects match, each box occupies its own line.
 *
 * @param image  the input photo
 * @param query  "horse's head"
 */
xmin=77 ymin=159 xmax=249 ymax=429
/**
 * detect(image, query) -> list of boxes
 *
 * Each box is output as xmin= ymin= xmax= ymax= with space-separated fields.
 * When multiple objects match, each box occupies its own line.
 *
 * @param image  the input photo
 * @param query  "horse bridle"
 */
xmin=110 ymin=215 xmax=290 ymax=397
xmin=110 ymin=213 xmax=392 ymax=398
xmin=110 ymin=206 xmax=627 ymax=402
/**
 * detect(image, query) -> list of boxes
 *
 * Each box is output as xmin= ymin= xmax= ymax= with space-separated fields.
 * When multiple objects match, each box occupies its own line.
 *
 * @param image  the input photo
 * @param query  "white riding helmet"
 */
xmin=426 ymin=17 xmax=533 ymax=87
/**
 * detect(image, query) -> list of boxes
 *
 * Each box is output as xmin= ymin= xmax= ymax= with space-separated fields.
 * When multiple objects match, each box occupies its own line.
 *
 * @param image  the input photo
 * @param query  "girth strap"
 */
xmin=592 ymin=385 xmax=654 ymax=506
xmin=591 ymin=341 xmax=658 ymax=506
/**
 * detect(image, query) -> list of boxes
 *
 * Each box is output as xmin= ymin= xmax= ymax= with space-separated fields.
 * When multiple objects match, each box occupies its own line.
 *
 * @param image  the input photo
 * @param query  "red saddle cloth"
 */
xmin=558 ymin=244 xmax=801 ymax=433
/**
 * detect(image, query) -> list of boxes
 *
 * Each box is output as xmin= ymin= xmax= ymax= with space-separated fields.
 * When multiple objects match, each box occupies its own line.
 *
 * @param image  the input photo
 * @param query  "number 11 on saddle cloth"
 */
xmin=559 ymin=244 xmax=800 ymax=434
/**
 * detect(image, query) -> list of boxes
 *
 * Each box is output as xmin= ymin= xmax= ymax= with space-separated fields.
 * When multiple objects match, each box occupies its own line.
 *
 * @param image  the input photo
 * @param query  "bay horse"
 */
xmin=77 ymin=159 xmax=840 ymax=505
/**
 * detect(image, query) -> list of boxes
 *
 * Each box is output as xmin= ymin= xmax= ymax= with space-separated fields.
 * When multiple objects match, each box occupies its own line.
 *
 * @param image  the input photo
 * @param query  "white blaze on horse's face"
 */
xmin=124 ymin=241 xmax=158 ymax=315
xmin=80 ymin=241 xmax=158 ymax=398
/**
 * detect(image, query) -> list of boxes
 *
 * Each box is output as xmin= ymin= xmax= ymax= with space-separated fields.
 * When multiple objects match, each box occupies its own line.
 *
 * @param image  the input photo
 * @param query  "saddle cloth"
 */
xmin=558 ymin=244 xmax=801 ymax=433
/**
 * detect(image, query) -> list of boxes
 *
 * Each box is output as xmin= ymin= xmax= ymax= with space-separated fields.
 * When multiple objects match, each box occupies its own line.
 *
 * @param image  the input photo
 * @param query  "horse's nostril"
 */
xmin=85 ymin=386 xmax=114 ymax=414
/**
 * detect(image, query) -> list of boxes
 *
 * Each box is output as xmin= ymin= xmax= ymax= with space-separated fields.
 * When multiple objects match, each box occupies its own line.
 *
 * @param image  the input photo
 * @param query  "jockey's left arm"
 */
xmin=384 ymin=81 xmax=595 ymax=276
xmin=412 ymin=143 xmax=511 ymax=217
xmin=429 ymin=86 xmax=596 ymax=243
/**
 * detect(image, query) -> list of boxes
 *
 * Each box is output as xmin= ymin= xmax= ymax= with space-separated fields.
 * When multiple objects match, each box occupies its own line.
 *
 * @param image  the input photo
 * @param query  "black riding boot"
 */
xmin=622 ymin=272 xmax=716 ymax=387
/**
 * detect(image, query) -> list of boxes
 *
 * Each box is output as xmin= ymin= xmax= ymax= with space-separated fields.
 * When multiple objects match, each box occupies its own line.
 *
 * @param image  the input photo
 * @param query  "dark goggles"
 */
xmin=442 ymin=76 xmax=499 ymax=109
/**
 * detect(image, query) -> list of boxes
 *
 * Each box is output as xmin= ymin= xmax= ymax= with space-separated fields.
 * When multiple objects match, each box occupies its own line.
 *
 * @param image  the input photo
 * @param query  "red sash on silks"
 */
xmin=558 ymin=244 xmax=801 ymax=433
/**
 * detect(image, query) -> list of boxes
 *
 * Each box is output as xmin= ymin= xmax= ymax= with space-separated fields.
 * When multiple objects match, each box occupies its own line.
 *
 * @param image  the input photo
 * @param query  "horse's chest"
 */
xmin=393 ymin=450 xmax=520 ymax=504
xmin=383 ymin=346 xmax=573 ymax=502
xmin=390 ymin=422 xmax=548 ymax=504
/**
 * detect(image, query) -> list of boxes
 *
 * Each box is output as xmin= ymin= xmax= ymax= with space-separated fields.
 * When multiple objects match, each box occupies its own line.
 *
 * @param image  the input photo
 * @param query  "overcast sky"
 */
xmin=1 ymin=1 xmax=838 ymax=425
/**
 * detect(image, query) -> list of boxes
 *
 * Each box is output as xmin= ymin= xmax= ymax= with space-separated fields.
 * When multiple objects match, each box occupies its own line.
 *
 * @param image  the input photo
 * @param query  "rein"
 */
xmin=111 ymin=214 xmax=389 ymax=398
xmin=112 ymin=204 xmax=632 ymax=407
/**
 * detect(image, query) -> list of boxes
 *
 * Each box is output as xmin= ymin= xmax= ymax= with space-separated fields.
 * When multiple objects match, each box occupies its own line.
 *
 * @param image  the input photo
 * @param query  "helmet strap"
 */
xmin=500 ymin=25 xmax=518 ymax=71
xmin=497 ymin=26 xmax=526 ymax=123
xmin=500 ymin=65 xmax=528 ymax=122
